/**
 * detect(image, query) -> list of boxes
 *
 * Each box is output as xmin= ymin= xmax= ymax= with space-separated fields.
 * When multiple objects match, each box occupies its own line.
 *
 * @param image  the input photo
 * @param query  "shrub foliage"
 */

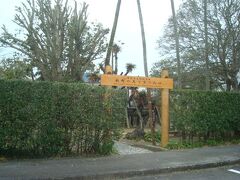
xmin=170 ymin=90 xmax=240 ymax=142
xmin=0 ymin=80 xmax=127 ymax=157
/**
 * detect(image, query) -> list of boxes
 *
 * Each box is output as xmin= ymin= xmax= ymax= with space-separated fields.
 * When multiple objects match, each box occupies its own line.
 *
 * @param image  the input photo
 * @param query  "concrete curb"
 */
xmin=66 ymin=158 xmax=240 ymax=179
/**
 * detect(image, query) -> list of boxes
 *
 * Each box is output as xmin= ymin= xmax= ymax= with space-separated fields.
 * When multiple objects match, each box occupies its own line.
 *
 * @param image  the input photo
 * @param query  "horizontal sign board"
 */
xmin=101 ymin=74 xmax=173 ymax=89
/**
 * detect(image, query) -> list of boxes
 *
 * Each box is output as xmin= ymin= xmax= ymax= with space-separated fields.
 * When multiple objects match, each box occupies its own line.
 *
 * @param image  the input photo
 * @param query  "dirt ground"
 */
xmin=120 ymin=128 xmax=167 ymax=152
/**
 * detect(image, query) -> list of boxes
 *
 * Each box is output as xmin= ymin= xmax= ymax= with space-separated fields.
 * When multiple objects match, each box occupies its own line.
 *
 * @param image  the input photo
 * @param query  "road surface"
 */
xmin=125 ymin=164 xmax=240 ymax=180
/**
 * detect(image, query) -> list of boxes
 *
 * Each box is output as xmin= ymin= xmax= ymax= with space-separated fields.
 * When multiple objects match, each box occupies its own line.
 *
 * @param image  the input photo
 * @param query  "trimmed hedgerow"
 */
xmin=170 ymin=90 xmax=240 ymax=142
xmin=0 ymin=79 xmax=127 ymax=157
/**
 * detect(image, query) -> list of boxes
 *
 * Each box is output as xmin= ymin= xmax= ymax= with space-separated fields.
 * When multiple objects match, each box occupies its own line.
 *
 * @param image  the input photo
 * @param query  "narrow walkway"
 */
xmin=114 ymin=141 xmax=152 ymax=155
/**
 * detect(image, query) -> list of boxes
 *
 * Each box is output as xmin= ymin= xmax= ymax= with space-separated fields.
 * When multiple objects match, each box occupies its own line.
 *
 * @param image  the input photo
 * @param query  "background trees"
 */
xmin=0 ymin=57 xmax=33 ymax=80
xmin=0 ymin=0 xmax=108 ymax=81
xmin=153 ymin=0 xmax=240 ymax=91
xmin=170 ymin=0 xmax=182 ymax=89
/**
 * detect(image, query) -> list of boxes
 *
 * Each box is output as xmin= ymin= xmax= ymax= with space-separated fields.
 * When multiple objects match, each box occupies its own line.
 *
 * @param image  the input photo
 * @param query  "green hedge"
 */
xmin=0 ymin=79 xmax=127 ymax=157
xmin=170 ymin=90 xmax=240 ymax=141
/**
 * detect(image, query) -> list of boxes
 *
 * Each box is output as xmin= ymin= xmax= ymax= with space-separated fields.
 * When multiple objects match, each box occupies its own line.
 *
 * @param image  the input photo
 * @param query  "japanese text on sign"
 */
xmin=100 ymin=74 xmax=173 ymax=89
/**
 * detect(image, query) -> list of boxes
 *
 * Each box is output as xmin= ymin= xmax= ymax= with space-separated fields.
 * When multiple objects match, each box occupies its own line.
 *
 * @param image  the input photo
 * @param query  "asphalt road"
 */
xmin=125 ymin=164 xmax=240 ymax=180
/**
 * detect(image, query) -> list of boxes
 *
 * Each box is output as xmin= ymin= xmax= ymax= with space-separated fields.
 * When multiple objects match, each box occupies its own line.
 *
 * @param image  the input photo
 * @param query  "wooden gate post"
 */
xmin=105 ymin=65 xmax=112 ymax=75
xmin=161 ymin=69 xmax=170 ymax=147
xmin=104 ymin=65 xmax=112 ymax=114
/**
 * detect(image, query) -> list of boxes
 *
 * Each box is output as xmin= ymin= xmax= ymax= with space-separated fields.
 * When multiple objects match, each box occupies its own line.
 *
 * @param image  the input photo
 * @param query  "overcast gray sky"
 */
xmin=0 ymin=0 xmax=182 ymax=76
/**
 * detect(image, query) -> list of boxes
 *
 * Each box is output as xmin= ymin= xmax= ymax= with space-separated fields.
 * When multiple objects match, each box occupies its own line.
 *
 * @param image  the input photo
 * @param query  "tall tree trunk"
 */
xmin=137 ymin=0 xmax=148 ymax=77
xmin=105 ymin=0 xmax=121 ymax=67
xmin=115 ymin=53 xmax=118 ymax=74
xmin=137 ymin=0 xmax=155 ymax=145
xmin=204 ymin=0 xmax=210 ymax=90
xmin=111 ymin=51 xmax=114 ymax=72
xmin=170 ymin=0 xmax=182 ymax=89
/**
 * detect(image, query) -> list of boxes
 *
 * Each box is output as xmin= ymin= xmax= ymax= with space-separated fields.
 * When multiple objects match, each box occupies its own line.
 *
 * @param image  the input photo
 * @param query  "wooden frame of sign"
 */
xmin=101 ymin=66 xmax=173 ymax=147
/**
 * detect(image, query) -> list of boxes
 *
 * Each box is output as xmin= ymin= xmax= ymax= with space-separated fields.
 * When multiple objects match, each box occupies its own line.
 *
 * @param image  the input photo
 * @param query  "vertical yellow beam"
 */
xmin=104 ymin=65 xmax=112 ymax=107
xmin=103 ymin=65 xmax=113 ymax=142
xmin=161 ymin=69 xmax=169 ymax=148
xmin=104 ymin=65 xmax=113 ymax=114
xmin=105 ymin=65 xmax=113 ymax=88
xmin=105 ymin=65 xmax=112 ymax=75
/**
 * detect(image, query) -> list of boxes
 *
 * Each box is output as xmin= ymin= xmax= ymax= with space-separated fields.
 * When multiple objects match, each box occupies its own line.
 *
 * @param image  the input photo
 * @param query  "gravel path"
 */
xmin=114 ymin=141 xmax=153 ymax=155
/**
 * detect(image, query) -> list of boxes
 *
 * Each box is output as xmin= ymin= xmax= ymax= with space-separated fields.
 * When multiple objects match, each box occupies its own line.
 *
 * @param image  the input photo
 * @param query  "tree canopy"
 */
xmin=152 ymin=0 xmax=240 ymax=91
xmin=0 ymin=0 xmax=109 ymax=81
